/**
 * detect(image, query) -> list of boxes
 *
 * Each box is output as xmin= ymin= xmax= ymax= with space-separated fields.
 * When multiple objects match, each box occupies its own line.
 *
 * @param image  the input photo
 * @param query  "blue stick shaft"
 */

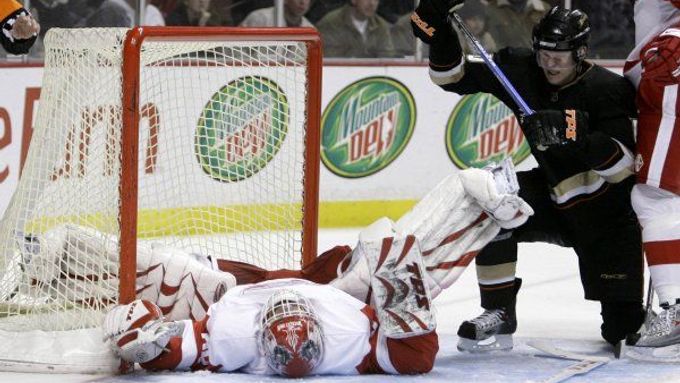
xmin=449 ymin=12 xmax=534 ymax=116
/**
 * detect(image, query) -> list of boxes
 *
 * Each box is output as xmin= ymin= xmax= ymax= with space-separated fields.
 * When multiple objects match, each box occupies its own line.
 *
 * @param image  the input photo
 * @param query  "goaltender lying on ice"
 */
xmin=14 ymin=160 xmax=533 ymax=377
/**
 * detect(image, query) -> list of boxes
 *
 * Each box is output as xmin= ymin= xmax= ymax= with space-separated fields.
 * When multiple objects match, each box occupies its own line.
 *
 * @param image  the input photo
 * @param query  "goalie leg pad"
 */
xmin=16 ymin=224 xmax=72 ymax=284
xmin=136 ymin=245 xmax=236 ymax=321
xmin=14 ymin=224 xmax=120 ymax=303
xmin=363 ymin=233 xmax=435 ymax=338
xmin=394 ymin=172 xmax=501 ymax=298
xmin=330 ymin=217 xmax=397 ymax=303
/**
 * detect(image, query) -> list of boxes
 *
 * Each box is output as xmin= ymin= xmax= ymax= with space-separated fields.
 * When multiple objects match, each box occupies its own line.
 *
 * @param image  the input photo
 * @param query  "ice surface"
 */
xmin=2 ymin=229 xmax=679 ymax=382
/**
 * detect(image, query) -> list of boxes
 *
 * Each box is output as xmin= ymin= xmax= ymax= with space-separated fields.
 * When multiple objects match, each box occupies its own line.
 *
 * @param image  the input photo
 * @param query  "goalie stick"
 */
xmin=528 ymin=340 xmax=610 ymax=383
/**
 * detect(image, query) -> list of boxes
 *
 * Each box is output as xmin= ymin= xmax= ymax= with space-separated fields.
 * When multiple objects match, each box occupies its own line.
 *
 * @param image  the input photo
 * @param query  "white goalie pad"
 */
xmin=331 ymin=218 xmax=435 ymax=337
xmin=362 ymin=232 xmax=436 ymax=338
xmin=7 ymin=224 xmax=120 ymax=304
xmin=11 ymin=224 xmax=236 ymax=322
xmin=394 ymin=171 xmax=501 ymax=297
xmin=330 ymin=218 xmax=393 ymax=303
xmin=136 ymin=244 xmax=236 ymax=321
xmin=331 ymin=163 xmax=530 ymax=304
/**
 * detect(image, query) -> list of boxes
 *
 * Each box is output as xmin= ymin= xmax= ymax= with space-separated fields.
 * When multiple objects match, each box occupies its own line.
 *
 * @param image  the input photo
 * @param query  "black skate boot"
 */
xmin=457 ymin=278 xmax=521 ymax=352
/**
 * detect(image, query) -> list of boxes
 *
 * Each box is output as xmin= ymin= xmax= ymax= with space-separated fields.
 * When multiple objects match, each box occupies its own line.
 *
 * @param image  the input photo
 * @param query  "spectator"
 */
xmin=240 ymin=0 xmax=313 ymax=27
xmin=166 ymin=0 xmax=212 ymax=26
xmin=572 ymin=0 xmax=634 ymax=59
xmin=230 ymin=0 xmax=272 ymax=25
xmin=377 ymin=0 xmax=414 ymax=24
xmin=144 ymin=3 xmax=166 ymax=25
xmin=485 ymin=0 xmax=550 ymax=49
xmin=31 ymin=0 xmax=83 ymax=37
xmin=149 ymin=0 xmax=178 ymax=18
xmin=79 ymin=0 xmax=134 ymax=27
xmin=455 ymin=0 xmax=497 ymax=54
xmin=317 ymin=0 xmax=395 ymax=58
xmin=207 ymin=0 xmax=234 ymax=26
xmin=306 ymin=0 xmax=345 ymax=24
xmin=391 ymin=12 xmax=416 ymax=57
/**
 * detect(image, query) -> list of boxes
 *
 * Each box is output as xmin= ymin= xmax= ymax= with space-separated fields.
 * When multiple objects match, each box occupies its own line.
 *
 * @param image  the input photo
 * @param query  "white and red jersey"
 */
xmin=624 ymin=0 xmax=680 ymax=307
xmin=142 ymin=279 xmax=437 ymax=375
xmin=624 ymin=0 xmax=680 ymax=195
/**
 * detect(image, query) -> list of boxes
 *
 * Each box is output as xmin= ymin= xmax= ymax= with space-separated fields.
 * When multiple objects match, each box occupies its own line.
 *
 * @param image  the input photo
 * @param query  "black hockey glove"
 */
xmin=411 ymin=0 xmax=465 ymax=45
xmin=522 ymin=109 xmax=588 ymax=151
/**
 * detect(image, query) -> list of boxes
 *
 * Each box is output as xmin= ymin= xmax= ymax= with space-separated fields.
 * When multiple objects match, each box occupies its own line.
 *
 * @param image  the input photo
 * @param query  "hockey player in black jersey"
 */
xmin=411 ymin=2 xmax=645 ymax=351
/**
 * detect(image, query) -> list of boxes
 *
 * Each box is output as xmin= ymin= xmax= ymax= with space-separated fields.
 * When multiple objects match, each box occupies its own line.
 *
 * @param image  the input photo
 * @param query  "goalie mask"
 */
xmin=259 ymin=289 xmax=324 ymax=378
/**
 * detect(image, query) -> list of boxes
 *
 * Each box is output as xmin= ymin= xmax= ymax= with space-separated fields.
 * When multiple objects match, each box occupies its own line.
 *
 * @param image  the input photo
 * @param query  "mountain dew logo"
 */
xmin=195 ymin=76 xmax=288 ymax=182
xmin=446 ymin=93 xmax=530 ymax=169
xmin=322 ymin=77 xmax=415 ymax=178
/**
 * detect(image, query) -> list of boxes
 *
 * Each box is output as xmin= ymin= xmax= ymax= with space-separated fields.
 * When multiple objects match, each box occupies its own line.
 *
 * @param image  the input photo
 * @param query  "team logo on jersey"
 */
xmin=446 ymin=93 xmax=530 ymax=169
xmin=195 ymin=76 xmax=289 ymax=182
xmin=321 ymin=77 xmax=415 ymax=178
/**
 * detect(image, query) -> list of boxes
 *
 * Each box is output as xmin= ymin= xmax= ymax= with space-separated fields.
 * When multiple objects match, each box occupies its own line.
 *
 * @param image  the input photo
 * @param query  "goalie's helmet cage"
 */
xmin=532 ymin=6 xmax=591 ymax=62
xmin=259 ymin=289 xmax=324 ymax=377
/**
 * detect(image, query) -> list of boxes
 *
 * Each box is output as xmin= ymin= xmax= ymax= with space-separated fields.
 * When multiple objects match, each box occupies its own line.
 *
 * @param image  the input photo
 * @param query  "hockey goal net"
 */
xmin=0 ymin=27 xmax=321 ymax=372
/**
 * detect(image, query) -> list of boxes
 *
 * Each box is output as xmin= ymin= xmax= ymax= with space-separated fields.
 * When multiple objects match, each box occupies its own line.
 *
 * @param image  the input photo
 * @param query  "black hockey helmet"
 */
xmin=532 ymin=6 xmax=590 ymax=61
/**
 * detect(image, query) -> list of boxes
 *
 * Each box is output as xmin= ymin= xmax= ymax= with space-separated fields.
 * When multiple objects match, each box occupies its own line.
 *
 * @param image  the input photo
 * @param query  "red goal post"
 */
xmin=0 ymin=26 xmax=322 ymax=373
xmin=118 ymin=27 xmax=322 ymax=304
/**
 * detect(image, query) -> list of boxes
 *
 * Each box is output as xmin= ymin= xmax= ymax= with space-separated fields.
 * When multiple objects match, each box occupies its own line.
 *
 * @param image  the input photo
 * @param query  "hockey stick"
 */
xmin=528 ymin=341 xmax=610 ymax=383
xmin=643 ymin=277 xmax=656 ymax=325
xmin=615 ymin=277 xmax=655 ymax=357
xmin=448 ymin=11 xmax=535 ymax=116
xmin=540 ymin=360 xmax=607 ymax=383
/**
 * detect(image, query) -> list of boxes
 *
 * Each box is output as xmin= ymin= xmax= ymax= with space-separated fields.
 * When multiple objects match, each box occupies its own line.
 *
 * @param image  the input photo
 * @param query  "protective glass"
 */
xmin=536 ymin=49 xmax=577 ymax=70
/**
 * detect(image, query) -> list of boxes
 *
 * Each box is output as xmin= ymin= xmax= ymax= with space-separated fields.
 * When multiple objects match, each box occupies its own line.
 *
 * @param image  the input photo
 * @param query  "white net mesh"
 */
xmin=0 ymin=26 xmax=316 ymax=344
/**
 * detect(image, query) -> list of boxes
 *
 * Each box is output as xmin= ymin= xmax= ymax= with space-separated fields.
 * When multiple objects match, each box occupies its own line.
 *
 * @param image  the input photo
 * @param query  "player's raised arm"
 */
xmin=410 ymin=0 xmax=522 ymax=99
xmin=0 ymin=0 xmax=39 ymax=55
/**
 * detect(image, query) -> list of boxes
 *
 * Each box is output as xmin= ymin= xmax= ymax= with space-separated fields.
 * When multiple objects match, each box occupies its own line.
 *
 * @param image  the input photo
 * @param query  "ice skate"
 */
xmin=457 ymin=307 xmax=516 ymax=352
xmin=615 ymin=302 xmax=680 ymax=363
xmin=628 ymin=302 xmax=680 ymax=348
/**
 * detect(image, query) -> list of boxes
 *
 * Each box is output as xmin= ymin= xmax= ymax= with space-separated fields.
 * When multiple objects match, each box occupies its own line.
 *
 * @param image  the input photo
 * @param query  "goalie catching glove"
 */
xmin=103 ymin=299 xmax=184 ymax=363
xmin=522 ymin=109 xmax=588 ymax=151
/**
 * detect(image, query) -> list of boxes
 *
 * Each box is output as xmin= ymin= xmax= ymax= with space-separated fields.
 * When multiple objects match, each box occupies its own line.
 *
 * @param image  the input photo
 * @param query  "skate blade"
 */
xmin=617 ymin=342 xmax=680 ymax=363
xmin=457 ymin=334 xmax=513 ymax=353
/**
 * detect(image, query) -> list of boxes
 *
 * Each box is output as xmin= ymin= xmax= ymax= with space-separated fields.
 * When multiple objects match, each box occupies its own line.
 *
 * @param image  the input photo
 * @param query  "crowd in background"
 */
xmin=8 ymin=0 xmax=635 ymax=61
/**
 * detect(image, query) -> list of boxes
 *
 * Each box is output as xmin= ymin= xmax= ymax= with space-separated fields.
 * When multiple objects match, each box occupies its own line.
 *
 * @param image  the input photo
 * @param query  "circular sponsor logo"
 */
xmin=195 ymin=76 xmax=289 ymax=182
xmin=446 ymin=93 xmax=531 ymax=169
xmin=321 ymin=77 xmax=416 ymax=178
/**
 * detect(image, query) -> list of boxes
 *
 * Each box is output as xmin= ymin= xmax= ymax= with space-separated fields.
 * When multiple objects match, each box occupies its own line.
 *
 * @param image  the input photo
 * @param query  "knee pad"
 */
xmin=600 ymin=301 xmax=644 ymax=345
